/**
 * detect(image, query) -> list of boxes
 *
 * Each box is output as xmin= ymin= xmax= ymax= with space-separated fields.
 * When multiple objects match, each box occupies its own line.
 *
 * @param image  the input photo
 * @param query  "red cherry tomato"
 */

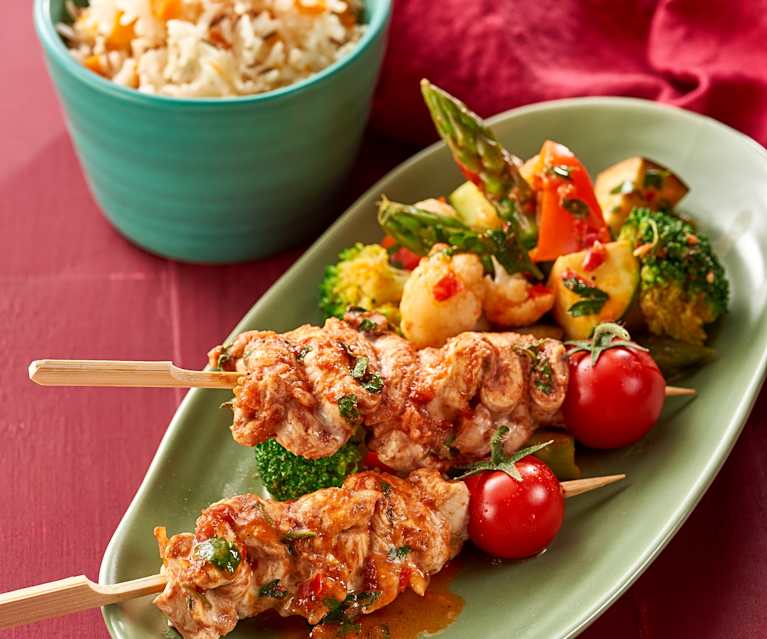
xmin=564 ymin=346 xmax=665 ymax=448
xmin=465 ymin=456 xmax=564 ymax=559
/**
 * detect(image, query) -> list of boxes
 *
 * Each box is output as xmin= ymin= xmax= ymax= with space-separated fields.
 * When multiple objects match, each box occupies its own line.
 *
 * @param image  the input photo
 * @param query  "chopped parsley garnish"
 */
xmin=526 ymin=344 xmax=554 ymax=395
xmin=296 ymin=345 xmax=312 ymax=361
xmin=562 ymin=197 xmax=590 ymax=219
xmin=320 ymin=591 xmax=383 ymax=631
xmin=259 ymin=579 xmax=288 ymax=598
xmin=338 ymin=395 xmax=361 ymax=424
xmin=351 ymin=356 xmax=369 ymax=380
xmin=563 ymin=273 xmax=609 ymax=317
xmin=643 ymin=168 xmax=669 ymax=190
xmin=213 ymin=347 xmax=232 ymax=371
xmin=358 ymin=318 xmax=376 ymax=333
xmin=196 ymin=537 xmax=241 ymax=573
xmin=568 ymin=299 xmax=609 ymax=317
xmin=282 ymin=529 xmax=317 ymax=555
xmin=610 ymin=179 xmax=635 ymax=195
xmin=349 ymin=357 xmax=384 ymax=395
xmin=361 ymin=373 xmax=384 ymax=394
xmin=282 ymin=529 xmax=317 ymax=542
xmin=387 ymin=545 xmax=412 ymax=561
xmin=380 ymin=481 xmax=392 ymax=495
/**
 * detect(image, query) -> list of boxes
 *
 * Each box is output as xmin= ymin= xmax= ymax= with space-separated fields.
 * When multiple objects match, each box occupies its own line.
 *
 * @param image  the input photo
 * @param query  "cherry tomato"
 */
xmin=564 ymin=346 xmax=665 ymax=448
xmin=465 ymin=456 xmax=564 ymax=559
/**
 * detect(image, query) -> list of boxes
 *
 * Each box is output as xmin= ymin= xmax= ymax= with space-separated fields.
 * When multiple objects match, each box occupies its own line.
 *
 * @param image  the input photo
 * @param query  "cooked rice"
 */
xmin=58 ymin=0 xmax=365 ymax=98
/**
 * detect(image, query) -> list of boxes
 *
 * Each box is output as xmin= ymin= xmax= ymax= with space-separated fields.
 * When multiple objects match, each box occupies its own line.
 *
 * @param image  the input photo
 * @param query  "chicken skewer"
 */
xmin=0 ymin=473 xmax=624 ymax=634
xmin=29 ymin=314 xmax=694 ymax=473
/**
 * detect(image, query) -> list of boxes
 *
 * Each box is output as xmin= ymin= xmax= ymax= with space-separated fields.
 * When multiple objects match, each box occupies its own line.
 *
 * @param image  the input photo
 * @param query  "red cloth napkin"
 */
xmin=371 ymin=0 xmax=767 ymax=146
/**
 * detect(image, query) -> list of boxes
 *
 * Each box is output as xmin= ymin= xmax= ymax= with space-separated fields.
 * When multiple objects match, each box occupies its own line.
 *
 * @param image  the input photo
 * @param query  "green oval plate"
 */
xmin=100 ymin=97 xmax=767 ymax=639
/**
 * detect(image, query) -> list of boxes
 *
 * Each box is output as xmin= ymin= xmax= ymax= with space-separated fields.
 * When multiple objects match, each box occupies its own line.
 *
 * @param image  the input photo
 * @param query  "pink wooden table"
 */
xmin=3 ymin=5 xmax=767 ymax=639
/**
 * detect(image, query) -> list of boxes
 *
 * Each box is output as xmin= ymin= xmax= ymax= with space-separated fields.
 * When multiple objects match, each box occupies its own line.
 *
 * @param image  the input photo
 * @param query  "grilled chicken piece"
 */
xmin=209 ymin=313 xmax=568 ymax=471
xmin=153 ymin=470 xmax=469 ymax=639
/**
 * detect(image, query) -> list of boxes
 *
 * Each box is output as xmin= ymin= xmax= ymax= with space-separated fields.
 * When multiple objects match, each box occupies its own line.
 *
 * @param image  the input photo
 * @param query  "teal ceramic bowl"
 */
xmin=34 ymin=0 xmax=391 ymax=263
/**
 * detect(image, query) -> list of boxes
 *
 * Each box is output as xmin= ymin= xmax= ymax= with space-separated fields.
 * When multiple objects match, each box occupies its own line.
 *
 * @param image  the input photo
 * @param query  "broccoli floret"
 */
xmin=619 ymin=208 xmax=728 ymax=344
xmin=253 ymin=439 xmax=361 ymax=501
xmin=319 ymin=243 xmax=409 ymax=326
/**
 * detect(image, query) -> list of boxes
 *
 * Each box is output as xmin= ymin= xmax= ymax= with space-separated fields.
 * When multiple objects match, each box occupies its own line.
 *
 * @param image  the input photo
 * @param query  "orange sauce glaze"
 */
xmin=256 ymin=560 xmax=464 ymax=639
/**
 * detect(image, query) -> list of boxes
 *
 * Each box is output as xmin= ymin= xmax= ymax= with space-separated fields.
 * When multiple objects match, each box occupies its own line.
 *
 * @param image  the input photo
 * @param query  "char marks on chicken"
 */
xmin=154 ymin=470 xmax=469 ymax=639
xmin=209 ymin=313 xmax=568 ymax=472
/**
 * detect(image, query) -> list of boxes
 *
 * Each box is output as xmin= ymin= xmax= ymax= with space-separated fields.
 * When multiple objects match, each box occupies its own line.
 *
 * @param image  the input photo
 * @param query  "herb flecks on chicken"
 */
xmin=208 ymin=313 xmax=568 ymax=473
xmin=153 ymin=470 xmax=469 ymax=639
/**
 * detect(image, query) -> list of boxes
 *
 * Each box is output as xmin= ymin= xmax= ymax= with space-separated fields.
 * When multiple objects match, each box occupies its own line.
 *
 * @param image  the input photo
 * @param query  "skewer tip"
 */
xmin=28 ymin=360 xmax=42 ymax=383
xmin=665 ymin=385 xmax=697 ymax=397
xmin=562 ymin=473 xmax=626 ymax=498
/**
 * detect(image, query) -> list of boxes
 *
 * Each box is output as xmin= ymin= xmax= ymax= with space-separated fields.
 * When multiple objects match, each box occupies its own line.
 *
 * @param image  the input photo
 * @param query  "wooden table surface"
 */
xmin=3 ymin=5 xmax=767 ymax=639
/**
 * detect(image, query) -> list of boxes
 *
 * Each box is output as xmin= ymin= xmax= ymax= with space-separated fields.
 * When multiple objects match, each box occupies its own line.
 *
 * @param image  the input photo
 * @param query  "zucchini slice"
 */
xmin=548 ymin=241 xmax=640 ymax=339
xmin=448 ymin=182 xmax=503 ymax=230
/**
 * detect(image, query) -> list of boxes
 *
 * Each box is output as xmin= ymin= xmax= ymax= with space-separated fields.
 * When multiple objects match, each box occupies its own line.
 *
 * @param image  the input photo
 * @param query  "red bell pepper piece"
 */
xmin=529 ymin=141 xmax=611 ymax=263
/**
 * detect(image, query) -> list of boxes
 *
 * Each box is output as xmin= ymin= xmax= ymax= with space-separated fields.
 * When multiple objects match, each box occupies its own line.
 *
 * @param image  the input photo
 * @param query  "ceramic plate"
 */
xmin=100 ymin=97 xmax=767 ymax=639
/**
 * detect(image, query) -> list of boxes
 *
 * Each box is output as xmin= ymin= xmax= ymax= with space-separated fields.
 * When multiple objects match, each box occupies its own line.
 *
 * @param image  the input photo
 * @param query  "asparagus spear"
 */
xmin=420 ymin=79 xmax=538 ymax=249
xmin=378 ymin=198 xmax=542 ymax=278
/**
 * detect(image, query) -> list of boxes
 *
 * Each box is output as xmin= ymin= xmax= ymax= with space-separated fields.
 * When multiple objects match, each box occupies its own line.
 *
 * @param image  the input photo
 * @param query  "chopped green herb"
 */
xmin=387 ymin=545 xmax=412 ymax=561
xmin=296 ymin=346 xmax=313 ymax=361
xmin=643 ymin=168 xmax=669 ymax=190
xmin=322 ymin=591 xmax=382 ymax=623
xmin=547 ymin=164 xmax=573 ymax=180
xmin=562 ymin=274 xmax=609 ymax=317
xmin=380 ymin=481 xmax=392 ymax=495
xmin=562 ymin=274 xmax=608 ymax=299
xmin=351 ymin=356 xmax=369 ymax=380
xmin=610 ymin=179 xmax=635 ymax=195
xmin=562 ymin=198 xmax=590 ymax=218
xmin=338 ymin=395 xmax=361 ymax=424
xmin=282 ymin=529 xmax=317 ymax=555
xmin=255 ymin=501 xmax=275 ymax=526
xmin=568 ymin=299 xmax=608 ymax=317
xmin=196 ymin=537 xmax=241 ymax=573
xmin=213 ymin=347 xmax=232 ymax=371
xmin=361 ymin=373 xmax=384 ymax=394
xmin=259 ymin=579 xmax=287 ymax=598
xmin=358 ymin=318 xmax=376 ymax=333
xmin=282 ymin=529 xmax=317 ymax=542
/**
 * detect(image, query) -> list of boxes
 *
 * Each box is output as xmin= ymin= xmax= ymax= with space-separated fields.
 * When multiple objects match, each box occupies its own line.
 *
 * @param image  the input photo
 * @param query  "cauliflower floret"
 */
xmin=483 ymin=258 xmax=555 ymax=327
xmin=400 ymin=246 xmax=485 ymax=348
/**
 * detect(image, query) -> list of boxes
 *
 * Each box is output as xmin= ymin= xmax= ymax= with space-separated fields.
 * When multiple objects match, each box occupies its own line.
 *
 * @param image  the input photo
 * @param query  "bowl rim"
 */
xmin=33 ymin=0 xmax=392 ymax=108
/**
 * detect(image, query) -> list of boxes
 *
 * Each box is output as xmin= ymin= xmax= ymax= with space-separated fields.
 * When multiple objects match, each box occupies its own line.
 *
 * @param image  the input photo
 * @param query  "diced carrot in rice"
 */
xmin=84 ymin=54 xmax=104 ymax=76
xmin=151 ymin=0 xmax=185 ymax=22
xmin=294 ymin=0 xmax=327 ymax=15
xmin=106 ymin=11 xmax=135 ymax=49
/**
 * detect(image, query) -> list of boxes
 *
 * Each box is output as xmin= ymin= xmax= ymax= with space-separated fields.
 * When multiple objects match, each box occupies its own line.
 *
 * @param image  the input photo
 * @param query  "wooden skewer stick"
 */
xmin=561 ymin=474 xmax=626 ymax=498
xmin=665 ymin=385 xmax=696 ymax=397
xmin=28 ymin=360 xmax=241 ymax=389
xmin=0 ymin=473 xmax=624 ymax=630
xmin=28 ymin=360 xmax=697 ymax=397
xmin=0 ymin=574 xmax=166 ymax=630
